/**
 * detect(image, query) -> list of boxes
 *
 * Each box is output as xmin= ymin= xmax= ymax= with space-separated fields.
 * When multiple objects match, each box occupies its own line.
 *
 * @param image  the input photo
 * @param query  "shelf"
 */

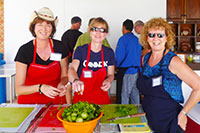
xmin=170 ymin=23 xmax=200 ymax=53
xmin=168 ymin=19 xmax=200 ymax=24
xmin=180 ymin=36 xmax=195 ymax=38
xmin=186 ymin=61 xmax=200 ymax=70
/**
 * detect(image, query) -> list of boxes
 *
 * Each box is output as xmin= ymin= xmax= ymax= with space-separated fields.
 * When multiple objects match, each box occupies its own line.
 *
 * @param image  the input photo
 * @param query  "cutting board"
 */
xmin=0 ymin=107 xmax=34 ymax=128
xmin=37 ymin=106 xmax=63 ymax=127
xmin=100 ymin=104 xmax=142 ymax=124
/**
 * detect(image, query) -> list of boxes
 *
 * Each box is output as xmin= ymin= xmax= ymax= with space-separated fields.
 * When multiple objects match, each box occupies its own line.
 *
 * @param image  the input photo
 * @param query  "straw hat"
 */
xmin=30 ymin=7 xmax=58 ymax=26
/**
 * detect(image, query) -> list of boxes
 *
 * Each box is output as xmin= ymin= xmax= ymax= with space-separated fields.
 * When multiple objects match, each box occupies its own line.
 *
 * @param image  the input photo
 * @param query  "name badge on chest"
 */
xmin=152 ymin=75 xmax=162 ymax=87
xmin=83 ymin=70 xmax=93 ymax=78
xmin=50 ymin=53 xmax=62 ymax=61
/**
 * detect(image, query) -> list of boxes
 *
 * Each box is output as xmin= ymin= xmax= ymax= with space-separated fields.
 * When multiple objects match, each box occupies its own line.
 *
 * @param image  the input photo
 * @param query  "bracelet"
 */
xmin=67 ymin=81 xmax=72 ymax=85
xmin=181 ymin=110 xmax=187 ymax=116
xmin=38 ymin=84 xmax=43 ymax=94
xmin=73 ymin=79 xmax=79 ymax=83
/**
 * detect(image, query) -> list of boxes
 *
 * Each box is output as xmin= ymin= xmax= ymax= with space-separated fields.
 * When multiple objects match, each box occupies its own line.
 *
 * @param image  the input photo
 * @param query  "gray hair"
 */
xmin=135 ymin=20 xmax=144 ymax=26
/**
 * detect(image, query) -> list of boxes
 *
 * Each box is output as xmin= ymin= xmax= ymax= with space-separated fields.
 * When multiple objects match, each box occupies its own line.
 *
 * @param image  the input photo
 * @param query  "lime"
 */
xmin=67 ymin=115 xmax=72 ymax=122
xmin=71 ymin=112 xmax=77 ymax=117
xmin=71 ymin=116 xmax=77 ymax=121
xmin=76 ymin=117 xmax=83 ymax=122
xmin=81 ymin=112 xmax=88 ymax=119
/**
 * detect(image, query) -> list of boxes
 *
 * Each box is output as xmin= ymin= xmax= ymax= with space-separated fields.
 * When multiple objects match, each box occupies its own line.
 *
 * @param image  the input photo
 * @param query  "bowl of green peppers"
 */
xmin=57 ymin=101 xmax=103 ymax=133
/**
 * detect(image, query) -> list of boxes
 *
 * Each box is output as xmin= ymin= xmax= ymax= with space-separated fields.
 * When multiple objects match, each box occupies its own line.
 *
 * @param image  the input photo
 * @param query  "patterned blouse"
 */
xmin=142 ymin=51 xmax=184 ymax=103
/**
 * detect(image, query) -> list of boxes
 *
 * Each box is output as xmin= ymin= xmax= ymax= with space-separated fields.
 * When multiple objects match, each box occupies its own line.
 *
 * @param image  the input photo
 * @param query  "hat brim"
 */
xmin=30 ymin=11 xmax=58 ymax=26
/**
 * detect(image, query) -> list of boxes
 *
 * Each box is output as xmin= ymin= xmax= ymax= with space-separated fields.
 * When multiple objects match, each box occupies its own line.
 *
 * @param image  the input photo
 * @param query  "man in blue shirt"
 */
xmin=115 ymin=19 xmax=142 ymax=104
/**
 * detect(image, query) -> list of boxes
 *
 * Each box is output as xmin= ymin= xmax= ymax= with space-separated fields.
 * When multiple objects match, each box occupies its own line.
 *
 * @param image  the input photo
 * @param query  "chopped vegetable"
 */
xmin=115 ymin=105 xmax=133 ymax=116
xmin=61 ymin=101 xmax=101 ymax=122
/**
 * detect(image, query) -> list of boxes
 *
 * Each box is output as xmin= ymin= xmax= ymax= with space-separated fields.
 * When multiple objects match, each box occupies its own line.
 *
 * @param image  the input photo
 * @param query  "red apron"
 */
xmin=73 ymin=43 xmax=111 ymax=104
xmin=18 ymin=39 xmax=66 ymax=104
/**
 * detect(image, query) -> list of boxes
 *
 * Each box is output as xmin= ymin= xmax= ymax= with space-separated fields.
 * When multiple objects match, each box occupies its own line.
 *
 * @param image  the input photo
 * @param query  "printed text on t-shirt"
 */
xmin=83 ymin=60 xmax=108 ymax=68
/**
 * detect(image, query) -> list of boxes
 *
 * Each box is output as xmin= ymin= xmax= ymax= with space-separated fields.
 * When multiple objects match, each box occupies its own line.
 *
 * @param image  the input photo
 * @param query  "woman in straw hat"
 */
xmin=14 ymin=7 xmax=69 ymax=104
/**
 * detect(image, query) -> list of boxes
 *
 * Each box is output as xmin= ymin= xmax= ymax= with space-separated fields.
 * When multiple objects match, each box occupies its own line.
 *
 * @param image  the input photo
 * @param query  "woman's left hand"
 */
xmin=57 ymin=83 xmax=67 ymax=97
xmin=101 ymin=80 xmax=111 ymax=91
xmin=178 ymin=111 xmax=187 ymax=131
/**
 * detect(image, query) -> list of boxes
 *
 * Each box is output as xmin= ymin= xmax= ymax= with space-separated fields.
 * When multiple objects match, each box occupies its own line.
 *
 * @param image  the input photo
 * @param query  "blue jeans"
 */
xmin=121 ymin=73 xmax=139 ymax=104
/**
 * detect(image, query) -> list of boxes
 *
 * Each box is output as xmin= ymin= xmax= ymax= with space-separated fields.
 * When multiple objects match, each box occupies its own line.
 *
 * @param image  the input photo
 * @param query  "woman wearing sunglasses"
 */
xmin=137 ymin=17 xmax=200 ymax=132
xmin=68 ymin=17 xmax=115 ymax=104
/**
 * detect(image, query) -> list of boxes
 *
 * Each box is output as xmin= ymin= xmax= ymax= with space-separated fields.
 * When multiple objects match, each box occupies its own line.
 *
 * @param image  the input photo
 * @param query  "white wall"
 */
xmin=4 ymin=0 xmax=166 ymax=63
xmin=4 ymin=0 xmax=66 ymax=63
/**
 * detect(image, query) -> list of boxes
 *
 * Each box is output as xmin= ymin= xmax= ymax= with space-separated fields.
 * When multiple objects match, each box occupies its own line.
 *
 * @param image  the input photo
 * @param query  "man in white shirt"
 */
xmin=134 ymin=20 xmax=144 ymax=38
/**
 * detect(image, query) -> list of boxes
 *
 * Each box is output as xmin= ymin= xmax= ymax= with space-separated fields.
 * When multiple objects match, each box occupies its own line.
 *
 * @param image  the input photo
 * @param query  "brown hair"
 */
xmin=139 ymin=17 xmax=175 ymax=50
xmin=29 ymin=17 xmax=56 ymax=38
xmin=88 ymin=17 xmax=109 ymax=33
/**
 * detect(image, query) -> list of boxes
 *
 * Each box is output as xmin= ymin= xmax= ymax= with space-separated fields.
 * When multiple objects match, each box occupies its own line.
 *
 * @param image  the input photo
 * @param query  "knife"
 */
xmin=107 ymin=113 xmax=145 ymax=121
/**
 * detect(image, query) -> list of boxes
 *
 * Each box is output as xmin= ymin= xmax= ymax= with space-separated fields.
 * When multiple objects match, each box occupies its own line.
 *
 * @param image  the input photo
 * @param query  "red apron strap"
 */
xmin=86 ymin=43 xmax=104 ymax=68
xmin=33 ymin=38 xmax=54 ymax=64
xmin=48 ymin=38 xmax=54 ymax=52
xmin=101 ymin=46 xmax=104 ymax=68
xmin=33 ymin=39 xmax=37 ymax=64
xmin=85 ymin=43 xmax=91 ymax=69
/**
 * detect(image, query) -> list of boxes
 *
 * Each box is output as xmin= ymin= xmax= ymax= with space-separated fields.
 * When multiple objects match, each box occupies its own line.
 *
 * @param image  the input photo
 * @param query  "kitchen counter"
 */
xmin=26 ymin=104 xmax=149 ymax=132
xmin=0 ymin=104 xmax=150 ymax=132
xmin=186 ymin=61 xmax=200 ymax=70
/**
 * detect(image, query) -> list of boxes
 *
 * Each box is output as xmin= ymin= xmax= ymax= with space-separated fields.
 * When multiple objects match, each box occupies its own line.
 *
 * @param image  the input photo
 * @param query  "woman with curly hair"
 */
xmin=137 ymin=17 xmax=200 ymax=132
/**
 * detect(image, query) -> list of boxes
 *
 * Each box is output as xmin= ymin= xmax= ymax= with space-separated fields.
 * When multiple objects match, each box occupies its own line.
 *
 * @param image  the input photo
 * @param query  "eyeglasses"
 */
xmin=91 ymin=27 xmax=107 ymax=33
xmin=148 ymin=33 xmax=165 ymax=38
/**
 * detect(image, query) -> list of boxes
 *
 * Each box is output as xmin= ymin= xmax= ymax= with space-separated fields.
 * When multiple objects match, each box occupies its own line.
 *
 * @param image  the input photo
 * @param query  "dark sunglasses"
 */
xmin=91 ymin=27 xmax=107 ymax=33
xmin=148 ymin=33 xmax=165 ymax=38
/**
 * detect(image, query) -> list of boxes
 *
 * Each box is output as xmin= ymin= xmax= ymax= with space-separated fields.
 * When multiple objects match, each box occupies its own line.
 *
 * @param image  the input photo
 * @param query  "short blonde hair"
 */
xmin=88 ymin=17 xmax=109 ymax=33
xmin=139 ymin=17 xmax=175 ymax=50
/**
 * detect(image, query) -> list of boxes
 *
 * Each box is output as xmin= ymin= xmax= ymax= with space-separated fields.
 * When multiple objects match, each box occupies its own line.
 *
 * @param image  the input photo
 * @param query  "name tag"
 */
xmin=152 ymin=75 xmax=162 ymax=87
xmin=50 ymin=53 xmax=61 ymax=61
xmin=83 ymin=70 xmax=92 ymax=78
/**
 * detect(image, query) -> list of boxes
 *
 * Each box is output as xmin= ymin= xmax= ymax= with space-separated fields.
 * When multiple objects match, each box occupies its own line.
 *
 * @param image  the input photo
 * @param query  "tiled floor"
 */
xmin=110 ymin=95 xmax=116 ymax=104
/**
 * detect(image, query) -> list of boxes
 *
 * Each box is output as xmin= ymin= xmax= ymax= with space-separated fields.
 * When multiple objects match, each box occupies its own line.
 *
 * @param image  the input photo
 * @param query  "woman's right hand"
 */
xmin=72 ymin=79 xmax=84 ymax=95
xmin=178 ymin=111 xmax=187 ymax=131
xmin=40 ymin=84 xmax=61 ymax=99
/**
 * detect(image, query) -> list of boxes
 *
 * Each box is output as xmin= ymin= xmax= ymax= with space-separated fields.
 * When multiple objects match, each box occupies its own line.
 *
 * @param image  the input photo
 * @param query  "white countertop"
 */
xmin=0 ymin=63 xmax=16 ymax=70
